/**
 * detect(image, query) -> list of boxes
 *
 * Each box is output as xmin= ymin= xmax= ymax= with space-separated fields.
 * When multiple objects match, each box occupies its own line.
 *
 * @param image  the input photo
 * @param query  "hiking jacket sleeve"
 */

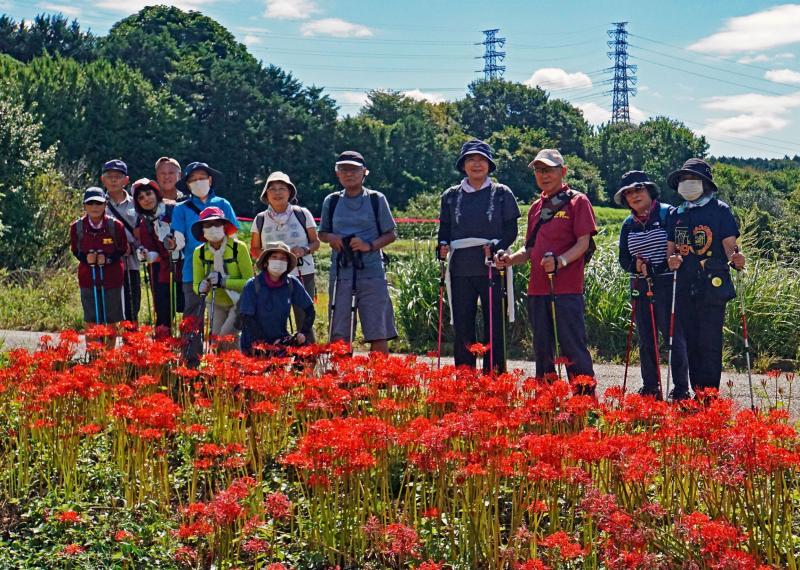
xmin=224 ymin=241 xmax=255 ymax=293
xmin=618 ymin=217 xmax=636 ymax=273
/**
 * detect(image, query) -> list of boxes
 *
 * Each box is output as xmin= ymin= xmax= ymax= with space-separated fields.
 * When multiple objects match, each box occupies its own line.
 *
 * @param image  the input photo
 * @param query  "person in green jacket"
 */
xmin=191 ymin=207 xmax=253 ymax=345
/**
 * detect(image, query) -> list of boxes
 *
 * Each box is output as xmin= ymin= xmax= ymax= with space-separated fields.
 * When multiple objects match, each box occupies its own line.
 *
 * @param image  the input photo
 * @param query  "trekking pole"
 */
xmin=730 ymin=246 xmax=754 ymax=411
xmin=436 ymin=242 xmax=447 ymax=370
xmin=328 ymin=259 xmax=340 ymax=344
xmin=665 ymin=270 xmax=678 ymax=401
xmin=622 ymin=274 xmax=640 ymax=396
xmin=348 ymin=253 xmax=361 ymax=353
xmin=169 ymin=263 xmax=175 ymax=336
xmin=498 ymin=252 xmax=508 ymax=372
xmin=98 ymin=261 xmax=108 ymax=325
xmin=544 ymin=252 xmax=562 ymax=378
xmin=486 ymin=257 xmax=495 ymax=374
xmin=123 ymin=254 xmax=134 ymax=323
xmin=89 ymin=253 xmax=101 ymax=325
xmin=645 ymin=273 xmax=663 ymax=399
xmin=141 ymin=260 xmax=153 ymax=327
xmin=206 ymin=285 xmax=217 ymax=355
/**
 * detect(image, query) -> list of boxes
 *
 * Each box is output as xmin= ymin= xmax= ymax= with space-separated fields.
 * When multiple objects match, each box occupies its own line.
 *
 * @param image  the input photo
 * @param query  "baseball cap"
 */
xmin=335 ymin=150 xmax=366 ymax=168
xmin=528 ymin=149 xmax=565 ymax=169
xmin=83 ymin=187 xmax=107 ymax=204
xmin=102 ymin=159 xmax=128 ymax=175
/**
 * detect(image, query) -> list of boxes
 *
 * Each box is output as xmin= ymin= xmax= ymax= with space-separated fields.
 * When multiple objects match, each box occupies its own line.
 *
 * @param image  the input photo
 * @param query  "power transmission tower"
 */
xmin=604 ymin=22 xmax=637 ymax=123
xmin=476 ymin=28 xmax=506 ymax=80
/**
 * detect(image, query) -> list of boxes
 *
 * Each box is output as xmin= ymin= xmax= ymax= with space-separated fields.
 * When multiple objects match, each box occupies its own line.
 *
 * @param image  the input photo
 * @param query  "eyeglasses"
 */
xmin=623 ymin=185 xmax=648 ymax=195
xmin=267 ymin=186 xmax=289 ymax=193
xmin=533 ymin=166 xmax=560 ymax=175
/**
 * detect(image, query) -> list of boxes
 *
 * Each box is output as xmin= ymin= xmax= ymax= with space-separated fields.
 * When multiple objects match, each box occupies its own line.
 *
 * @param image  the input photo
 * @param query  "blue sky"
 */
xmin=6 ymin=0 xmax=800 ymax=158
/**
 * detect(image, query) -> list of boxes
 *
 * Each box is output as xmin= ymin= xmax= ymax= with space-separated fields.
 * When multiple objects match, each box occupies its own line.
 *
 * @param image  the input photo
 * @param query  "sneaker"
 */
xmin=669 ymin=389 xmax=691 ymax=401
xmin=637 ymin=387 xmax=663 ymax=400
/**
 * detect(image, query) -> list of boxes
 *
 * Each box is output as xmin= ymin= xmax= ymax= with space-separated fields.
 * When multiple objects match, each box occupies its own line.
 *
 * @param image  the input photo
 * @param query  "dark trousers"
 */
xmin=634 ymin=277 xmax=689 ymax=395
xmin=675 ymin=294 xmax=727 ymax=391
xmin=181 ymin=283 xmax=204 ymax=365
xmin=451 ymin=273 xmax=506 ymax=373
xmin=149 ymin=263 xmax=185 ymax=331
xmin=527 ymin=294 xmax=594 ymax=379
xmin=292 ymin=273 xmax=316 ymax=344
xmin=121 ymin=268 xmax=141 ymax=323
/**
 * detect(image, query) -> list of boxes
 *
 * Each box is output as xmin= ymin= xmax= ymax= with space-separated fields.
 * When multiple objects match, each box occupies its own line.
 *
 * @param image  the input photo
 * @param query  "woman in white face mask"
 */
xmin=238 ymin=241 xmax=315 ymax=356
xmin=190 ymin=207 xmax=253 ymax=348
xmin=665 ymin=159 xmax=746 ymax=395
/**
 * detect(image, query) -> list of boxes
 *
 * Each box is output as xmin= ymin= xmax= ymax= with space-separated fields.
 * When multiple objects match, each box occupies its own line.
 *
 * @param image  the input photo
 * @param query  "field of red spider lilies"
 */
xmin=0 ymin=327 xmax=798 ymax=569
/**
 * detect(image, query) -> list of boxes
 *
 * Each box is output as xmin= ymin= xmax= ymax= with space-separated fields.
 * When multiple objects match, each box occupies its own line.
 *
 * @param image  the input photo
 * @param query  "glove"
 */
xmin=146 ymin=251 xmax=160 ymax=264
xmin=97 ymin=253 xmax=107 ymax=265
xmin=136 ymin=247 xmax=148 ymax=262
xmin=206 ymin=271 xmax=223 ymax=287
xmin=86 ymin=251 xmax=97 ymax=265
xmin=198 ymin=279 xmax=211 ymax=295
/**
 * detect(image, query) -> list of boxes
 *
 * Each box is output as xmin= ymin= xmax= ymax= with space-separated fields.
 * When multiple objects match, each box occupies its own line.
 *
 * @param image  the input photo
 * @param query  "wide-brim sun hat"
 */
xmin=667 ymin=158 xmax=717 ymax=192
xmin=190 ymin=206 xmax=238 ymax=242
xmin=178 ymin=161 xmax=224 ymax=193
xmin=257 ymin=241 xmax=298 ymax=274
xmin=131 ymin=178 xmax=163 ymax=213
xmin=613 ymin=170 xmax=660 ymax=206
xmin=260 ymin=171 xmax=297 ymax=204
xmin=455 ymin=139 xmax=496 ymax=173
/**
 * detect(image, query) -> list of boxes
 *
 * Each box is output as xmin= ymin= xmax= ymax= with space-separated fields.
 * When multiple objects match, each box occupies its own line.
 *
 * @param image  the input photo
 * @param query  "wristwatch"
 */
xmin=558 ymin=255 xmax=568 ymax=268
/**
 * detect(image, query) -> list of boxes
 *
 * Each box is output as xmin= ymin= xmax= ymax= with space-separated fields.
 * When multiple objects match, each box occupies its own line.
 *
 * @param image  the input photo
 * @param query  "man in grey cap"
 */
xmin=496 ymin=149 xmax=598 ymax=391
xmin=318 ymin=150 xmax=398 ymax=353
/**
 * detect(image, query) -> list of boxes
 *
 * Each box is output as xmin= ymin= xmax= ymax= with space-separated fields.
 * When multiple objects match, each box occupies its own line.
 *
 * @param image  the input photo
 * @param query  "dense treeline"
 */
xmin=1 ymin=8 xmax=800 ymax=269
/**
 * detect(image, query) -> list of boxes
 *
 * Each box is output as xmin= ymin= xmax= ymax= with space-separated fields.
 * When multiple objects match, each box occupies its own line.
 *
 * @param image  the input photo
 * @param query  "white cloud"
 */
xmin=337 ymin=91 xmax=369 ymax=109
xmin=94 ymin=0 xmax=215 ymax=12
xmin=576 ymin=102 xmax=610 ymax=125
xmin=700 ymin=91 xmax=800 ymax=137
xmin=300 ymin=18 xmax=373 ymax=38
xmin=243 ymin=34 xmax=261 ymax=46
xmin=764 ymin=68 xmax=800 ymax=84
xmin=402 ymin=89 xmax=446 ymax=104
xmin=738 ymin=52 xmax=796 ymax=64
xmin=37 ymin=2 xmax=81 ymax=16
xmin=264 ymin=0 xmax=318 ymax=20
xmin=524 ymin=68 xmax=592 ymax=90
xmin=689 ymin=4 xmax=800 ymax=54
xmin=576 ymin=102 xmax=645 ymax=125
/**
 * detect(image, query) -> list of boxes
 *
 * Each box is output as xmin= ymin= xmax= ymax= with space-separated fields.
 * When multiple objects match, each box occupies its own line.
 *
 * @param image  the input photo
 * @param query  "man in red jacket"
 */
xmin=69 ymin=187 xmax=129 ymax=341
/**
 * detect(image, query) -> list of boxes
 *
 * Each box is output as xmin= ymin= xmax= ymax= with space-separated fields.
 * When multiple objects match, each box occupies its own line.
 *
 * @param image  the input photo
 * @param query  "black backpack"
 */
xmin=327 ymin=190 xmax=390 ymax=265
xmin=524 ymin=189 xmax=596 ymax=264
xmin=254 ymin=205 xmax=312 ymax=243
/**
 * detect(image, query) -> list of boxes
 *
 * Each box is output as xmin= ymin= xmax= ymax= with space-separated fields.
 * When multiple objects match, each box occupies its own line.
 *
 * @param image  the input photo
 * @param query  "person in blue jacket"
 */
xmin=169 ymin=162 xmax=239 ymax=363
xmin=616 ymin=170 xmax=689 ymax=400
xmin=239 ymin=241 xmax=315 ymax=356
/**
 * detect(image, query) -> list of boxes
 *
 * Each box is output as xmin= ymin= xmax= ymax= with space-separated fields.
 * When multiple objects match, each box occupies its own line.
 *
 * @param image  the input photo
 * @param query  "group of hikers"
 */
xmin=69 ymin=140 xmax=747 ymax=400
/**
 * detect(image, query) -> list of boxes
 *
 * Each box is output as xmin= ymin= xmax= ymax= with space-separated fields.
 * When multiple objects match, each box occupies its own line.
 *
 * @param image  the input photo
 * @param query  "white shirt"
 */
xmin=252 ymin=206 xmax=316 ymax=275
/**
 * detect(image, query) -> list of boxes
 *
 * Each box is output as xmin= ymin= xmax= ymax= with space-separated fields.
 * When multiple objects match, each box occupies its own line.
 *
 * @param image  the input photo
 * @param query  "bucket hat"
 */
xmin=455 ymin=139 xmax=496 ymax=173
xmin=178 ymin=162 xmax=224 ymax=193
xmin=613 ymin=170 xmax=660 ymax=206
xmin=667 ymin=158 xmax=717 ymax=192
xmin=260 ymin=171 xmax=297 ymax=204
xmin=257 ymin=241 xmax=298 ymax=274
xmin=190 ymin=206 xmax=238 ymax=242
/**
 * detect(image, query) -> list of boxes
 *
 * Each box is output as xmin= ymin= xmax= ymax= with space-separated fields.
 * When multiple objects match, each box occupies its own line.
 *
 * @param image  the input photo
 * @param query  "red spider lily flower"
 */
xmin=421 ymin=507 xmax=440 ymax=519
xmin=468 ymin=342 xmax=489 ymax=356
xmin=174 ymin=546 xmax=197 ymax=566
xmin=78 ymin=423 xmax=102 ymax=436
xmin=382 ymin=522 xmax=421 ymax=558
xmin=527 ymin=500 xmax=548 ymax=514
xmin=554 ymin=356 xmax=573 ymax=367
xmin=183 ymin=424 xmax=208 ymax=436
xmin=250 ymin=400 xmax=278 ymax=415
xmin=418 ymin=562 xmax=444 ymax=570
xmin=197 ymin=443 xmax=226 ymax=458
xmin=264 ymin=492 xmax=292 ymax=521
xmin=193 ymin=459 xmax=213 ymax=470
xmin=133 ymin=374 xmax=159 ymax=389
xmin=182 ymin=503 xmax=209 ymax=519
xmin=177 ymin=519 xmax=213 ymax=539
xmin=58 ymin=510 xmax=81 ymax=524
xmin=222 ymin=456 xmax=247 ymax=469
xmin=538 ymin=530 xmax=585 ymax=560
xmin=61 ymin=543 xmax=85 ymax=556
xmin=265 ymin=564 xmax=288 ymax=570
xmin=242 ymin=537 xmax=271 ymax=554
xmin=515 ymin=560 xmax=550 ymax=570
xmin=114 ymin=530 xmax=134 ymax=542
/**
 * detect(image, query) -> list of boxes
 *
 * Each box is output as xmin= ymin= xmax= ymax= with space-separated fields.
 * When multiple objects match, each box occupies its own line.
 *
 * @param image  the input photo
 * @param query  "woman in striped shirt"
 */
xmin=616 ymin=170 xmax=689 ymax=400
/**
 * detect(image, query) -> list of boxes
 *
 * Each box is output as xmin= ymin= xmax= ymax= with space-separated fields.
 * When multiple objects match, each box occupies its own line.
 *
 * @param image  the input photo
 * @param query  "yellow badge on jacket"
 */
xmin=103 ymin=238 xmax=114 ymax=245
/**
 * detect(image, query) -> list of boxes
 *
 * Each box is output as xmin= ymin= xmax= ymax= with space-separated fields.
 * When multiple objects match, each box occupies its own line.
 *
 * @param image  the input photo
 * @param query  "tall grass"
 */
xmin=0 ymin=268 xmax=83 ymax=330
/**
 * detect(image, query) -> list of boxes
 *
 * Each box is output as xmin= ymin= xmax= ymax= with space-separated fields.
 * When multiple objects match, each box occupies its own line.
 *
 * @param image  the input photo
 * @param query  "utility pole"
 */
xmin=605 ymin=22 xmax=637 ymax=123
xmin=476 ymin=28 xmax=506 ymax=81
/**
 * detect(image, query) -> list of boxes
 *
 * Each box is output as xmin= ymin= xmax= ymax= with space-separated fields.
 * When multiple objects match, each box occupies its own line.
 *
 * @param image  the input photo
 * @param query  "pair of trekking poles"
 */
xmin=88 ymin=250 xmax=108 ymax=325
xmin=328 ymin=236 xmax=364 ymax=352
xmin=434 ymin=241 xmax=509 ymax=373
xmin=622 ymin=249 xmax=754 ymax=409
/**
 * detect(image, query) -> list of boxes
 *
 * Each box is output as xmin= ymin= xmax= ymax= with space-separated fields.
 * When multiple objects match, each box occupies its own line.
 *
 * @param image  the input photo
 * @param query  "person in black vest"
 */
xmin=666 ymin=159 xmax=745 ymax=392
xmin=616 ymin=170 xmax=689 ymax=399
xmin=437 ymin=140 xmax=520 ymax=373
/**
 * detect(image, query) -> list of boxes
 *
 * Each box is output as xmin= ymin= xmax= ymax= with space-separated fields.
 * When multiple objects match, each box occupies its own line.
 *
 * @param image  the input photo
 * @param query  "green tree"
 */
xmin=0 ymin=14 xmax=96 ymax=63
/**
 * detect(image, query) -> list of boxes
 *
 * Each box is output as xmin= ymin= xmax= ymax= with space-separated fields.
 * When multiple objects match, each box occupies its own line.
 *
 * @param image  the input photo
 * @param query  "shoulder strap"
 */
xmin=292 ymin=206 xmax=312 ymax=242
xmin=184 ymin=200 xmax=202 ymax=216
xmin=75 ymin=219 xmax=84 ymax=253
xmin=106 ymin=199 xmax=137 ymax=235
xmin=328 ymin=192 xmax=342 ymax=231
xmin=254 ymin=274 xmax=261 ymax=295
xmin=524 ymin=191 xmax=572 ymax=249
xmin=659 ymin=204 xmax=669 ymax=226
xmin=106 ymin=218 xmax=117 ymax=242
xmin=255 ymin=212 xmax=265 ymax=234
xmin=369 ymin=191 xmax=383 ymax=236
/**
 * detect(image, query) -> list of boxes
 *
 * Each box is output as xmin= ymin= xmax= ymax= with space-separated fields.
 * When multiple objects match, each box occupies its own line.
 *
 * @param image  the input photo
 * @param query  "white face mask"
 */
xmin=203 ymin=226 xmax=225 ymax=242
xmin=189 ymin=179 xmax=211 ymax=198
xmin=678 ymin=179 xmax=704 ymax=202
xmin=267 ymin=259 xmax=288 ymax=276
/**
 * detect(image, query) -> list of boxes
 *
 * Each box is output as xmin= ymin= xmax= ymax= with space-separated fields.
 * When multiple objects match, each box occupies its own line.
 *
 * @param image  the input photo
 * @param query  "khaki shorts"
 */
xmin=328 ymin=276 xmax=397 ymax=342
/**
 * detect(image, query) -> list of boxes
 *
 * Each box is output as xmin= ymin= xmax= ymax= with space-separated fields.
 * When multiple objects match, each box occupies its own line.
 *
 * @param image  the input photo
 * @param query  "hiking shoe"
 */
xmin=669 ymin=389 xmax=691 ymax=401
xmin=637 ymin=387 xmax=663 ymax=400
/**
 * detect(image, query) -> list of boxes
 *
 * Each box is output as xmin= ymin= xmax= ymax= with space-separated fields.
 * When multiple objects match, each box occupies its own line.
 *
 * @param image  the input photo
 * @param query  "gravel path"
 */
xmin=2 ymin=329 xmax=795 ymax=416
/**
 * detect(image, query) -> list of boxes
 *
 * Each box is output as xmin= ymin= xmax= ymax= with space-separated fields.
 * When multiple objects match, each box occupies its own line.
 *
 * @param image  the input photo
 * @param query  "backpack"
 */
xmin=524 ymin=189 xmax=596 ymax=264
xmin=74 ymin=217 xmax=118 ymax=255
xmin=328 ymin=190 xmax=391 ymax=265
xmin=442 ymin=182 xmax=507 ymax=226
xmin=255 ymin=206 xmax=312 ymax=243
xmin=199 ymin=240 xmax=240 ymax=276
xmin=234 ymin=273 xmax=295 ymax=331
